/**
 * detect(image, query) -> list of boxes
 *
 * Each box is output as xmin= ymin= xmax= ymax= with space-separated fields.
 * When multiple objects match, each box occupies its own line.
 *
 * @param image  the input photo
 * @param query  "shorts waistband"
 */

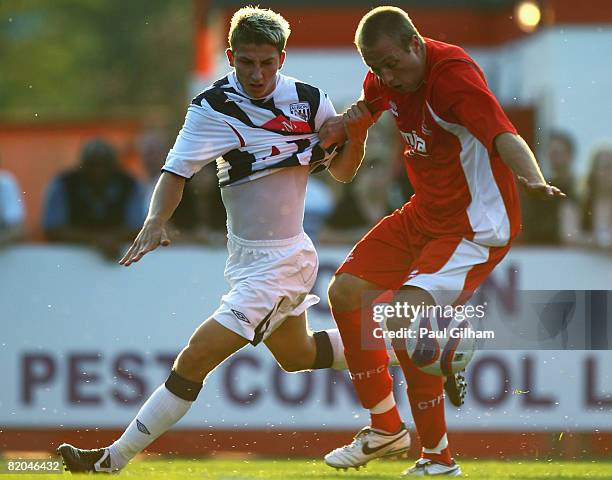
xmin=227 ymin=230 xmax=306 ymax=248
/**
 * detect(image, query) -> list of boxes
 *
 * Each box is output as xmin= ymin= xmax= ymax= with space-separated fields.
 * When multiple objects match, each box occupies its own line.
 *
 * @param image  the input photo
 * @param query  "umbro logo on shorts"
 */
xmin=231 ymin=309 xmax=250 ymax=324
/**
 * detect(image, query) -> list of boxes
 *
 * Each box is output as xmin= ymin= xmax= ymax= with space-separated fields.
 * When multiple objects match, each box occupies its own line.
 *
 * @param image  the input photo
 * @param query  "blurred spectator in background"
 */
xmin=0 ymin=162 xmax=25 ymax=246
xmin=139 ymin=130 xmax=226 ymax=245
xmin=582 ymin=146 xmax=612 ymax=249
xmin=304 ymin=173 xmax=335 ymax=243
xmin=521 ymin=131 xmax=581 ymax=245
xmin=140 ymin=130 xmax=170 ymax=209
xmin=140 ymin=130 xmax=199 ymax=239
xmin=321 ymin=155 xmax=395 ymax=244
xmin=190 ymin=167 xmax=227 ymax=245
xmin=42 ymin=138 xmax=145 ymax=259
xmin=321 ymin=118 xmax=395 ymax=243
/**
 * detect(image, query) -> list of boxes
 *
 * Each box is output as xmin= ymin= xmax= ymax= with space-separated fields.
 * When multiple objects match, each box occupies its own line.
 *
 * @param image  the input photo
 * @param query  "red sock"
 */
xmin=332 ymin=307 xmax=395 ymax=412
xmin=394 ymin=347 xmax=451 ymax=460
xmin=371 ymin=406 xmax=402 ymax=433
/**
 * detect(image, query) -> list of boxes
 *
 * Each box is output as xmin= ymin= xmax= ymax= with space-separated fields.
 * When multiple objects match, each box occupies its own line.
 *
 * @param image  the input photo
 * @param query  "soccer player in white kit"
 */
xmin=57 ymin=7 xmax=349 ymax=473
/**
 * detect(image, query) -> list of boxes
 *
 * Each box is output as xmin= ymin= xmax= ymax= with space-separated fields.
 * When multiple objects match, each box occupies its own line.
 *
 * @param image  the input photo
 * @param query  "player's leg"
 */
xmin=398 ymin=240 xmax=512 ymax=476
xmin=389 ymin=285 xmax=458 ymax=475
xmin=392 ymin=237 xmax=468 ymax=475
xmin=328 ymin=272 xmax=403 ymax=431
xmin=256 ymin=228 xmax=349 ymax=372
xmin=324 ymin=211 xmax=419 ymax=469
xmin=264 ymin=310 xmax=346 ymax=372
xmin=325 ymin=273 xmax=412 ymax=470
xmin=58 ymin=317 xmax=248 ymax=473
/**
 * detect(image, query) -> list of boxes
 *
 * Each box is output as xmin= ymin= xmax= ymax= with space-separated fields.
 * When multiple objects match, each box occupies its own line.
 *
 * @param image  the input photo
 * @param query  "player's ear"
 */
xmin=279 ymin=50 xmax=286 ymax=69
xmin=226 ymin=48 xmax=235 ymax=67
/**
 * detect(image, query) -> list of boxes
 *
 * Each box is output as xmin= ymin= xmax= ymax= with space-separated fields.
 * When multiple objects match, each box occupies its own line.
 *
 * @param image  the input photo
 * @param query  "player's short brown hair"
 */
xmin=228 ymin=6 xmax=291 ymax=55
xmin=355 ymin=6 xmax=423 ymax=52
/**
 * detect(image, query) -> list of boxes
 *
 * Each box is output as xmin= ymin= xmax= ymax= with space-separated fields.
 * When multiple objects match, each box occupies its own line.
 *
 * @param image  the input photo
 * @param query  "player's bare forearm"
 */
xmin=328 ymin=139 xmax=366 ymax=183
xmin=495 ymin=133 xmax=544 ymax=183
xmin=327 ymin=100 xmax=375 ymax=183
xmin=119 ymin=172 xmax=185 ymax=266
xmin=146 ymin=171 xmax=186 ymax=225
xmin=495 ymin=132 xmax=565 ymax=198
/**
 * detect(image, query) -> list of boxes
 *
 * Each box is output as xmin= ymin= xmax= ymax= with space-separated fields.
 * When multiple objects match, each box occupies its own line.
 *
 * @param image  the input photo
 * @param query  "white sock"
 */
xmin=423 ymin=433 xmax=449 ymax=455
xmin=108 ymin=384 xmax=192 ymax=469
xmin=325 ymin=328 xmax=347 ymax=370
xmin=370 ymin=391 xmax=397 ymax=415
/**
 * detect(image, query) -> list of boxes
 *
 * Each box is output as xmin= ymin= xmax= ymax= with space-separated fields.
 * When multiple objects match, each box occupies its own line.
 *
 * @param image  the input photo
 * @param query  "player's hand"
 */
xmin=517 ymin=176 xmax=566 ymax=199
xmin=119 ymin=218 xmax=171 ymax=267
xmin=343 ymin=100 xmax=374 ymax=145
xmin=319 ymin=115 xmax=346 ymax=149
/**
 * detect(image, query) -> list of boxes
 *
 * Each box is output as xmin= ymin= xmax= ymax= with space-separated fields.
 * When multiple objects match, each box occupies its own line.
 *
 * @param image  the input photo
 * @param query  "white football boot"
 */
xmin=402 ymin=458 xmax=462 ymax=476
xmin=324 ymin=423 xmax=411 ymax=470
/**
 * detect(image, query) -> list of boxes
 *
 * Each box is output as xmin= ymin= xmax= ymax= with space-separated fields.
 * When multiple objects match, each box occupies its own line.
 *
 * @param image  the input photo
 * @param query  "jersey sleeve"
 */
xmin=163 ymin=104 xmax=240 ymax=179
xmin=430 ymin=61 xmax=517 ymax=152
xmin=313 ymin=90 xmax=338 ymax=130
xmin=362 ymin=71 xmax=389 ymax=114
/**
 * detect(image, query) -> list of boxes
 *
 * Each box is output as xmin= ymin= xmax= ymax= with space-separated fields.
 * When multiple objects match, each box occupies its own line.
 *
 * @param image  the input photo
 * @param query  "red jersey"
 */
xmin=363 ymin=38 xmax=521 ymax=247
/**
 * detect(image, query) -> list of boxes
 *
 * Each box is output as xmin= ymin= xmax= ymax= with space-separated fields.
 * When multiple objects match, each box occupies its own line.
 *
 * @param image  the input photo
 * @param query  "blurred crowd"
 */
xmin=1 ymin=120 xmax=611 ymax=258
xmin=520 ymin=131 xmax=612 ymax=249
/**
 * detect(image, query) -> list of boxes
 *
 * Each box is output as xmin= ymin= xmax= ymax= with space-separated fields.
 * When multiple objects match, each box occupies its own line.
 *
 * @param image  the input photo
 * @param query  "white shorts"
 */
xmin=213 ymin=231 xmax=319 ymax=345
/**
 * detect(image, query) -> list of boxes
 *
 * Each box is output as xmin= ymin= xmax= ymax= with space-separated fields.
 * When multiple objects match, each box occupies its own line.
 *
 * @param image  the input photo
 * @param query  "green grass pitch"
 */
xmin=12 ymin=458 xmax=612 ymax=479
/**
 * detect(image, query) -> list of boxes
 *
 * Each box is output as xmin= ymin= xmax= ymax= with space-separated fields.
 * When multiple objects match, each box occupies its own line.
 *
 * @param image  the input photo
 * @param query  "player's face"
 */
xmin=361 ymin=34 xmax=426 ymax=93
xmin=227 ymin=43 xmax=285 ymax=98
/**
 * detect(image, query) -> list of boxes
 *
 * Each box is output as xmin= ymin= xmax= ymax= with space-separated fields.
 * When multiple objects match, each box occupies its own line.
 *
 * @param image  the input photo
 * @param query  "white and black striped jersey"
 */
xmin=163 ymin=72 xmax=337 ymax=187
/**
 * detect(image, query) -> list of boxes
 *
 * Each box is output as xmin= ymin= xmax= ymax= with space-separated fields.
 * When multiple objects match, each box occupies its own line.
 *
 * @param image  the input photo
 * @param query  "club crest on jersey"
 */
xmin=290 ymin=102 xmax=311 ymax=121
xmin=231 ymin=309 xmax=250 ymax=324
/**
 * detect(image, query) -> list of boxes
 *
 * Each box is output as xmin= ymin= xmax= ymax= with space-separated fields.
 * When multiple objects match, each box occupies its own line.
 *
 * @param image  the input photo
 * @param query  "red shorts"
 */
xmin=336 ymin=204 xmax=512 ymax=306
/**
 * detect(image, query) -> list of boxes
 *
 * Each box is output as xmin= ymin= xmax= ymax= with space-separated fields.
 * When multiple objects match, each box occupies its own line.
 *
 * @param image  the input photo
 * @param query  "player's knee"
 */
xmin=174 ymin=342 xmax=218 ymax=380
xmin=328 ymin=274 xmax=362 ymax=312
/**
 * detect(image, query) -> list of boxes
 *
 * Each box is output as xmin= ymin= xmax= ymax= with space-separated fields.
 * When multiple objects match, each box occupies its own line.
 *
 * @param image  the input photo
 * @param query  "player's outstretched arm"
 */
xmin=326 ymin=100 xmax=375 ymax=183
xmin=119 ymin=171 xmax=186 ymax=267
xmin=495 ymin=132 xmax=566 ymax=199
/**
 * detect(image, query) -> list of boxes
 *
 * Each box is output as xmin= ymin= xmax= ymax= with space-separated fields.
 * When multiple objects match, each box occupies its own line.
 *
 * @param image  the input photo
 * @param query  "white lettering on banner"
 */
xmin=0 ymin=246 xmax=611 ymax=429
xmin=7 ymin=349 xmax=612 ymax=429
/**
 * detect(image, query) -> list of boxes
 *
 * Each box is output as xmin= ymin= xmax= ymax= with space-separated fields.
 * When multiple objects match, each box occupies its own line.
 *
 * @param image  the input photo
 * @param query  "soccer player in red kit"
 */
xmin=321 ymin=6 xmax=565 ymax=477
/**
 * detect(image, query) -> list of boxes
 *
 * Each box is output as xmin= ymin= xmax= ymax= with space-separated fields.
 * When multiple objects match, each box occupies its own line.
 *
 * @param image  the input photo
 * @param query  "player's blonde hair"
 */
xmin=228 ymin=6 xmax=291 ymax=54
xmin=355 ymin=6 xmax=423 ymax=52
